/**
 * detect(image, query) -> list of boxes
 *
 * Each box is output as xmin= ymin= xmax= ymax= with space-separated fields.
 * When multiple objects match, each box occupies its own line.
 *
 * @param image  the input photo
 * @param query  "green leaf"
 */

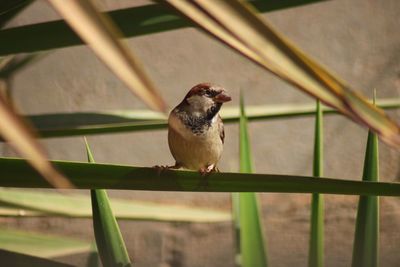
xmin=85 ymin=139 xmax=131 ymax=267
xmin=231 ymin=192 xmax=241 ymax=266
xmin=234 ymin=92 xmax=268 ymax=267
xmin=23 ymin=98 xmax=400 ymax=138
xmin=166 ymin=1 xmax=400 ymax=147
xmin=0 ymin=188 xmax=231 ymax=222
xmin=1 ymin=157 xmax=400 ymax=196
xmin=239 ymin=94 xmax=254 ymax=174
xmin=0 ymin=0 xmax=33 ymax=28
xmin=309 ymin=100 xmax=324 ymax=267
xmin=0 ymin=1 xmax=325 ymax=55
xmin=352 ymin=102 xmax=379 ymax=267
xmin=0 ymin=250 xmax=74 ymax=267
xmin=86 ymin=244 xmax=100 ymax=267
xmin=0 ymin=227 xmax=91 ymax=258
xmin=0 ymin=206 xmax=41 ymax=216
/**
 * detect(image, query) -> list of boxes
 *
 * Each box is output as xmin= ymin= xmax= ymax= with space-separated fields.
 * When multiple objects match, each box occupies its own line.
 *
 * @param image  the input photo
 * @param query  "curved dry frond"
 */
xmin=166 ymin=1 xmax=400 ymax=147
xmin=48 ymin=0 xmax=167 ymax=112
xmin=0 ymin=86 xmax=73 ymax=188
xmin=0 ymin=1 xmax=326 ymax=55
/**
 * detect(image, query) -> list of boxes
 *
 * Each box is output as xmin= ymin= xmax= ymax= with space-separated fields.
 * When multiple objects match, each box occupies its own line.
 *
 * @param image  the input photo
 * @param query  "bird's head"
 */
xmin=182 ymin=83 xmax=231 ymax=114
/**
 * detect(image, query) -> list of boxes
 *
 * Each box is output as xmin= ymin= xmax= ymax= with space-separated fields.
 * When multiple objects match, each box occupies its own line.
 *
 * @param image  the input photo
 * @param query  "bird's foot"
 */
xmin=153 ymin=163 xmax=181 ymax=175
xmin=195 ymin=164 xmax=217 ymax=190
xmin=199 ymin=164 xmax=217 ymax=176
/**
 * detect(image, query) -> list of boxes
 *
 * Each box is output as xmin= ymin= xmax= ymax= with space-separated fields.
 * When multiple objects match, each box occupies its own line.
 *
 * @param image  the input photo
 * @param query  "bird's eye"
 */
xmin=205 ymin=89 xmax=212 ymax=96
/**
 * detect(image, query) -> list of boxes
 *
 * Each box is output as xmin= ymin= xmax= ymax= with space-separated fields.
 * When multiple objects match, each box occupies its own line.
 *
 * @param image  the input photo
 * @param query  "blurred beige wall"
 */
xmin=1 ymin=1 xmax=400 ymax=267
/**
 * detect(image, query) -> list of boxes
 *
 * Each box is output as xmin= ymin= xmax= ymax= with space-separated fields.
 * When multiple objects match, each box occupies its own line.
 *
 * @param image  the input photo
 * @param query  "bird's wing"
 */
xmin=218 ymin=115 xmax=225 ymax=144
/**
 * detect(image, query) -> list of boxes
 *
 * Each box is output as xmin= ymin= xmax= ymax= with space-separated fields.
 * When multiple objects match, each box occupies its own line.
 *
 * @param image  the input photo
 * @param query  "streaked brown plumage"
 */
xmin=168 ymin=83 xmax=231 ymax=174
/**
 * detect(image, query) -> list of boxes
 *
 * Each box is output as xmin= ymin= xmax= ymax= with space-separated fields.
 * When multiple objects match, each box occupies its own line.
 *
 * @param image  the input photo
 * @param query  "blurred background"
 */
xmin=1 ymin=0 xmax=400 ymax=266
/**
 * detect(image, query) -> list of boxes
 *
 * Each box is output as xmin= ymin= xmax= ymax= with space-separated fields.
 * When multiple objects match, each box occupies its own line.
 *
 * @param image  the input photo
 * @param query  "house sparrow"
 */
xmin=168 ymin=83 xmax=231 ymax=174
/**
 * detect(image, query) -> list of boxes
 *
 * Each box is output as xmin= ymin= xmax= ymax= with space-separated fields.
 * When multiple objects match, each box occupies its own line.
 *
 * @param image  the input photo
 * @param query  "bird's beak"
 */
xmin=214 ymin=91 xmax=232 ymax=103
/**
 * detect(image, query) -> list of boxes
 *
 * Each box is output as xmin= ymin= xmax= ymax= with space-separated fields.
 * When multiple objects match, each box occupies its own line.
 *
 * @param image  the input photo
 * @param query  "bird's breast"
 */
xmin=169 ymin=110 xmax=213 ymax=138
xmin=168 ymin=111 xmax=223 ymax=170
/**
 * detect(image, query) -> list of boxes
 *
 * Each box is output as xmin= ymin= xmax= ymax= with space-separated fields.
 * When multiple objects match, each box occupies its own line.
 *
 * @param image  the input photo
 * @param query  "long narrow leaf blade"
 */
xmin=85 ymin=139 xmax=131 ymax=267
xmin=0 ymin=228 xmax=91 ymax=258
xmin=0 ymin=188 xmax=231 ymax=222
xmin=86 ymin=244 xmax=100 ymax=267
xmin=0 ymin=86 xmax=73 ymax=188
xmin=352 ymin=102 xmax=379 ymax=267
xmin=231 ymin=192 xmax=241 ymax=266
xmin=236 ymin=93 xmax=268 ymax=267
xmin=166 ymin=1 xmax=400 ymax=147
xmin=0 ymin=1 xmax=326 ymax=55
xmin=22 ymin=98 xmax=400 ymax=138
xmin=0 ymin=206 xmax=41 ymax=216
xmin=0 ymin=0 xmax=33 ymax=28
xmin=48 ymin=0 xmax=166 ymax=112
xmin=1 ymin=157 xmax=400 ymax=196
xmin=239 ymin=95 xmax=254 ymax=173
xmin=309 ymin=100 xmax=324 ymax=267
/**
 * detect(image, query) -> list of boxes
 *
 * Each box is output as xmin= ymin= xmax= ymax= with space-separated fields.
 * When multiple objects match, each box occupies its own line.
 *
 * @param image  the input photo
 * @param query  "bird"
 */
xmin=168 ymin=83 xmax=231 ymax=175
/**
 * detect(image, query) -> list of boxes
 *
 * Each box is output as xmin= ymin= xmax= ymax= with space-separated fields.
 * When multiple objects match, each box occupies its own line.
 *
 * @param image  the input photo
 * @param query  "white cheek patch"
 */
xmin=187 ymin=95 xmax=204 ymax=108
xmin=187 ymin=95 xmax=213 ymax=112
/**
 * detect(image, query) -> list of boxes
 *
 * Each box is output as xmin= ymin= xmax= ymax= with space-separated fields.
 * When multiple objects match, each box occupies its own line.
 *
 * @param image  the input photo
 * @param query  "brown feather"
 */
xmin=218 ymin=115 xmax=225 ymax=144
